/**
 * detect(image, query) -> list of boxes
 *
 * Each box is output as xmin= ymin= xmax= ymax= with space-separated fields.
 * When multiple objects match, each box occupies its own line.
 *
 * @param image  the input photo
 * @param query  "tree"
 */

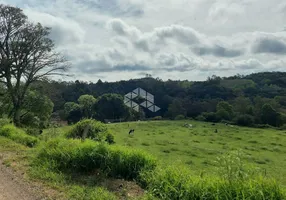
xmin=216 ymin=101 xmax=233 ymax=121
xmin=167 ymin=99 xmax=186 ymax=119
xmin=78 ymin=94 xmax=96 ymax=118
xmin=232 ymin=97 xmax=253 ymax=115
xmin=21 ymin=90 xmax=54 ymax=128
xmin=0 ymin=5 xmax=68 ymax=125
xmin=64 ymin=102 xmax=82 ymax=124
xmin=261 ymin=104 xmax=280 ymax=127
xmin=95 ymin=93 xmax=129 ymax=121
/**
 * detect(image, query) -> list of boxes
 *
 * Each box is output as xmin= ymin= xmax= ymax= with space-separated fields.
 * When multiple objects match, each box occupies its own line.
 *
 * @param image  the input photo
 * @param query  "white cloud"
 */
xmin=1 ymin=0 xmax=286 ymax=82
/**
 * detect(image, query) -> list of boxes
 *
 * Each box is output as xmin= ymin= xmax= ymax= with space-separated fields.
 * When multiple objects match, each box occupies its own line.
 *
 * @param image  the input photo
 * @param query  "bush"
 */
xmin=202 ymin=112 xmax=219 ymax=122
xmin=0 ymin=118 xmax=10 ymax=128
xmin=26 ymin=128 xmax=42 ymax=136
xmin=20 ymin=113 xmax=40 ymax=128
xmin=35 ymin=139 xmax=157 ymax=180
xmin=195 ymin=115 xmax=206 ymax=121
xmin=152 ymin=116 xmax=163 ymax=120
xmin=105 ymin=133 xmax=115 ymax=144
xmin=174 ymin=115 xmax=185 ymax=120
xmin=66 ymin=119 xmax=110 ymax=142
xmin=0 ymin=124 xmax=38 ymax=147
xmin=235 ymin=114 xmax=254 ymax=126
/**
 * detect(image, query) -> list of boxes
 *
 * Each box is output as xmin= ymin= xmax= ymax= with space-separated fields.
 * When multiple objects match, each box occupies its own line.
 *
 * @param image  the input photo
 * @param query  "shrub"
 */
xmin=66 ymin=119 xmax=109 ymax=142
xmin=26 ymin=128 xmax=42 ymax=136
xmin=35 ymin=139 xmax=157 ymax=180
xmin=202 ymin=112 xmax=219 ymax=122
xmin=20 ymin=113 xmax=40 ymax=128
xmin=174 ymin=115 xmax=185 ymax=120
xmin=195 ymin=115 xmax=206 ymax=121
xmin=235 ymin=114 xmax=254 ymax=127
xmin=0 ymin=124 xmax=38 ymax=147
xmin=105 ymin=133 xmax=115 ymax=144
xmin=0 ymin=118 xmax=10 ymax=128
xmin=152 ymin=116 xmax=163 ymax=120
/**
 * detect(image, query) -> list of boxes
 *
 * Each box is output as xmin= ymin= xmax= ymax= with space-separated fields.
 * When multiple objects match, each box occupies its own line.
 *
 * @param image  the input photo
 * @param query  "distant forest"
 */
xmin=21 ymin=71 xmax=286 ymax=128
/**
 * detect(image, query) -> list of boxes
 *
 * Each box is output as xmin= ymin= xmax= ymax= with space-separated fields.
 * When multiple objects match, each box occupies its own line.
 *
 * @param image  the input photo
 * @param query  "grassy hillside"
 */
xmin=108 ymin=120 xmax=286 ymax=185
xmin=1 ymin=120 xmax=286 ymax=199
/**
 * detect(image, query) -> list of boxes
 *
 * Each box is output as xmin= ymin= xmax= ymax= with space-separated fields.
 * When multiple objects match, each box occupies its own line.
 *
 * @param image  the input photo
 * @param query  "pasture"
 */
xmin=108 ymin=120 xmax=286 ymax=185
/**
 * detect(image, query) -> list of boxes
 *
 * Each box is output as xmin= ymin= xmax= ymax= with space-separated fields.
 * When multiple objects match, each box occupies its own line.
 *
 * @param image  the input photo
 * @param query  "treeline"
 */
xmin=2 ymin=71 xmax=286 ymax=127
xmin=11 ymin=72 xmax=282 ymax=128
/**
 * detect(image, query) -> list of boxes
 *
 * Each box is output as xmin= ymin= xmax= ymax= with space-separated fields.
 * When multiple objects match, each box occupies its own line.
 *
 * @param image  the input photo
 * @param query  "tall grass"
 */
xmin=34 ymin=138 xmax=157 ymax=180
xmin=0 ymin=124 xmax=38 ymax=147
xmin=140 ymin=166 xmax=285 ymax=200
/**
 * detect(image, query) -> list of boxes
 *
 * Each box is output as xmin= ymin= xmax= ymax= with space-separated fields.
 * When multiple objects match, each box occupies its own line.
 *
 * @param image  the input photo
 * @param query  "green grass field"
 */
xmin=108 ymin=120 xmax=286 ymax=185
xmin=1 ymin=119 xmax=286 ymax=199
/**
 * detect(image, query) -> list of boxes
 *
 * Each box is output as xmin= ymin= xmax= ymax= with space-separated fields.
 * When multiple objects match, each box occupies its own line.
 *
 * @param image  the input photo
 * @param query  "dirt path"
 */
xmin=0 ymin=161 xmax=46 ymax=200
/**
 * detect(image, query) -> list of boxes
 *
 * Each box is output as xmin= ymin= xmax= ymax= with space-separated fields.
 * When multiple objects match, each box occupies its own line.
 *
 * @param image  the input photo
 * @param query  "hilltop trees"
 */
xmin=78 ymin=95 xmax=97 ymax=119
xmin=0 ymin=4 xmax=68 ymax=125
xmin=95 ymin=93 xmax=129 ymax=121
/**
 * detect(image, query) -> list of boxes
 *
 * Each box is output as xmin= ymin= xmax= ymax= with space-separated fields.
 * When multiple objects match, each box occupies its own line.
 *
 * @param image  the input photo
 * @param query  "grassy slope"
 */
xmin=108 ymin=120 xmax=286 ymax=185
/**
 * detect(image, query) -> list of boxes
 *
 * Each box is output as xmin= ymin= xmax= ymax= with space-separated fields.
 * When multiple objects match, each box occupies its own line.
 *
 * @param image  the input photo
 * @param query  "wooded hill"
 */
xmin=26 ymin=71 xmax=286 ymax=127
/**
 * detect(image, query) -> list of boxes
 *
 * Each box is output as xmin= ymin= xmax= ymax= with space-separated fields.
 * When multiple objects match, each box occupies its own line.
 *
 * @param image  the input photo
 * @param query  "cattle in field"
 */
xmin=129 ymin=129 xmax=135 ymax=135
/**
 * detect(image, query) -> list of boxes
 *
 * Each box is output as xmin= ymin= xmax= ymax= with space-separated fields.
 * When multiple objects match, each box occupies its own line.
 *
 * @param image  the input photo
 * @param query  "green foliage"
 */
xmin=174 ymin=114 xmax=185 ymax=120
xmin=152 ymin=116 xmax=163 ymax=120
xmin=167 ymin=99 xmax=186 ymax=119
xmin=78 ymin=94 xmax=97 ymax=118
xmin=68 ymin=186 xmax=117 ymax=200
xmin=95 ymin=93 xmax=129 ymax=121
xmin=140 ymin=163 xmax=284 ymax=200
xmin=0 ymin=118 xmax=10 ymax=127
xmin=64 ymin=102 xmax=82 ymax=124
xmin=25 ymin=127 xmax=42 ymax=136
xmin=35 ymin=139 xmax=157 ymax=180
xmin=21 ymin=90 xmax=54 ymax=128
xmin=66 ymin=119 xmax=110 ymax=142
xmin=20 ymin=113 xmax=40 ymax=128
xmin=261 ymin=104 xmax=281 ymax=127
xmin=216 ymin=101 xmax=233 ymax=121
xmin=105 ymin=132 xmax=115 ymax=144
xmin=214 ymin=150 xmax=254 ymax=183
xmin=202 ymin=112 xmax=218 ymax=122
xmin=235 ymin=114 xmax=254 ymax=126
xmin=0 ymin=124 xmax=38 ymax=147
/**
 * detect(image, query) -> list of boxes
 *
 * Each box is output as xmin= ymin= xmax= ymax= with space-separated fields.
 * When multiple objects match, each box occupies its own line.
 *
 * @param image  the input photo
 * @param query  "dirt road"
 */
xmin=0 ymin=161 xmax=45 ymax=200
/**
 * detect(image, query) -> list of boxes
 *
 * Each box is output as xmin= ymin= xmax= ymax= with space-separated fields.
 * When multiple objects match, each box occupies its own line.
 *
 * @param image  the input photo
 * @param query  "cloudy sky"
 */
xmin=2 ymin=0 xmax=286 ymax=82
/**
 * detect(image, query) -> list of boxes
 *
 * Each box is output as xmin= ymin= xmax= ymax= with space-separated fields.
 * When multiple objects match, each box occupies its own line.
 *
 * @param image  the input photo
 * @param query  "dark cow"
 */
xmin=129 ymin=129 xmax=135 ymax=135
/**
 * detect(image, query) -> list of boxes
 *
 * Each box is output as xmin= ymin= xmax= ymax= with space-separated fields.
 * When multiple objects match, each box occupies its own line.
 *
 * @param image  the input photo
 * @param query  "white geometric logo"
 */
xmin=124 ymin=88 xmax=160 ymax=112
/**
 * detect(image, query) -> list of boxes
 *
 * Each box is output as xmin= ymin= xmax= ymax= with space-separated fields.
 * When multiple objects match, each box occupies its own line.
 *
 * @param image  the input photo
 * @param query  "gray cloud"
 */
xmin=235 ymin=59 xmax=263 ymax=70
xmin=192 ymin=45 xmax=244 ymax=57
xmin=77 ymin=0 xmax=144 ymax=17
xmin=4 ymin=0 xmax=286 ymax=82
xmin=24 ymin=9 xmax=85 ymax=45
xmin=252 ymin=37 xmax=286 ymax=54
